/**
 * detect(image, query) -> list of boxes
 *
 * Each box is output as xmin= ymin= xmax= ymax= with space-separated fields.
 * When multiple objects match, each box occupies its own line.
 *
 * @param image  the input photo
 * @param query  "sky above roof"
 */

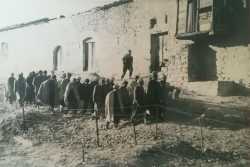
xmin=0 ymin=0 xmax=115 ymax=27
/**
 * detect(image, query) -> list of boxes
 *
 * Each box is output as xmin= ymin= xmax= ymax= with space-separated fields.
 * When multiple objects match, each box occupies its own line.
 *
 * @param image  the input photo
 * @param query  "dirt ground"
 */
xmin=0 ymin=94 xmax=250 ymax=167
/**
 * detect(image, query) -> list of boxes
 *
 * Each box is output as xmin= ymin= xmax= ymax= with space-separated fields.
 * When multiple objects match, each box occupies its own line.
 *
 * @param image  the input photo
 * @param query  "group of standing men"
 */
xmin=6 ymin=69 xmax=179 ymax=128
xmin=7 ymin=70 xmax=49 ymax=106
xmin=5 ymin=50 xmax=179 ymax=128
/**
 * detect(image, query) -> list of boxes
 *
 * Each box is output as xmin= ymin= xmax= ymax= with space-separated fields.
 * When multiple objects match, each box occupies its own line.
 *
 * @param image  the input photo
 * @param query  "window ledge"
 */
xmin=176 ymin=31 xmax=210 ymax=40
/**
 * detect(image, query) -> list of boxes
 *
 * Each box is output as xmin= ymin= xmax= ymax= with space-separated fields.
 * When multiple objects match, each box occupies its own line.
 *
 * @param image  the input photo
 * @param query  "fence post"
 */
xmin=199 ymin=115 xmax=205 ymax=153
xmin=95 ymin=115 xmax=100 ymax=147
xmin=155 ymin=121 xmax=158 ymax=139
xmin=132 ymin=121 xmax=137 ymax=145
xmin=82 ymin=142 xmax=85 ymax=162
xmin=22 ymin=105 xmax=26 ymax=130
xmin=154 ymin=106 xmax=159 ymax=140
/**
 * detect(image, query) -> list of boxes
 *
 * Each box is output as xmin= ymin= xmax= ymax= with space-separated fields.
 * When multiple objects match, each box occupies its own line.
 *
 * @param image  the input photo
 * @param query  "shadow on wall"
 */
xmin=188 ymin=41 xmax=218 ymax=82
xmin=218 ymin=81 xmax=250 ymax=96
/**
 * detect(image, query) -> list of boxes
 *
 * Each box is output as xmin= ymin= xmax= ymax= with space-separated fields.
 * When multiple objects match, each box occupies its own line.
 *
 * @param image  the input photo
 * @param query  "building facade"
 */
xmin=0 ymin=0 xmax=249 ymax=95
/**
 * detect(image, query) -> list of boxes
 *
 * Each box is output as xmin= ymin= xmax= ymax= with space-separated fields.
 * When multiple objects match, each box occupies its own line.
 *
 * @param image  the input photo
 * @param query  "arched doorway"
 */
xmin=82 ymin=38 xmax=95 ymax=72
xmin=53 ymin=45 xmax=62 ymax=71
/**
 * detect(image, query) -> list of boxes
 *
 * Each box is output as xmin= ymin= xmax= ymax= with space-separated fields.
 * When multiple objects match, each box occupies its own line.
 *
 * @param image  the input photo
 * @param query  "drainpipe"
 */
xmin=175 ymin=0 xmax=180 ymax=36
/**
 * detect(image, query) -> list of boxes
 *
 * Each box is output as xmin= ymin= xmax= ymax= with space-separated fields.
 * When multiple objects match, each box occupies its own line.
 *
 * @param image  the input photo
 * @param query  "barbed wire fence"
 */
xmin=1 ymin=101 xmax=249 ymax=165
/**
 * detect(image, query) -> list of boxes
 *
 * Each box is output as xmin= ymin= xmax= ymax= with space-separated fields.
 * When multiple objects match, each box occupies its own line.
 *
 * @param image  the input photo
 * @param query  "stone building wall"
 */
xmin=0 ymin=0 xmax=249 ymax=96
xmin=0 ymin=18 xmax=82 ymax=78
xmin=71 ymin=0 xmax=189 ymax=86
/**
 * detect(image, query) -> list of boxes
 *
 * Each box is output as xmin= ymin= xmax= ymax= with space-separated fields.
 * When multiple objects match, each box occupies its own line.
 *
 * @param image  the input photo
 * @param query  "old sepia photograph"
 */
xmin=0 ymin=0 xmax=250 ymax=166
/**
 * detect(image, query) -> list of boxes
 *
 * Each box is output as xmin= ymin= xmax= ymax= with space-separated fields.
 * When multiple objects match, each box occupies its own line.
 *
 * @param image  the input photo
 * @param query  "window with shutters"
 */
xmin=176 ymin=0 xmax=249 ymax=40
xmin=177 ymin=0 xmax=213 ymax=39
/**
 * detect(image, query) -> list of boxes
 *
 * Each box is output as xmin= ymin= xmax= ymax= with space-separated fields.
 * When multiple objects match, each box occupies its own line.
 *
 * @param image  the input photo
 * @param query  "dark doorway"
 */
xmin=82 ymin=38 xmax=95 ymax=72
xmin=83 ymin=41 xmax=89 ymax=71
xmin=188 ymin=41 xmax=217 ymax=81
xmin=150 ymin=32 xmax=168 ymax=72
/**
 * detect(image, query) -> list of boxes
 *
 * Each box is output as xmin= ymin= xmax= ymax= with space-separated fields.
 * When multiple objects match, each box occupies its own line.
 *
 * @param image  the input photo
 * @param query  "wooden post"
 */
xmin=95 ymin=116 xmax=100 ymax=147
xmin=82 ymin=143 xmax=85 ymax=162
xmin=132 ymin=121 xmax=137 ymax=145
xmin=22 ymin=105 xmax=26 ymax=130
xmin=155 ymin=121 xmax=158 ymax=139
xmin=154 ymin=109 xmax=159 ymax=140
xmin=199 ymin=117 xmax=205 ymax=152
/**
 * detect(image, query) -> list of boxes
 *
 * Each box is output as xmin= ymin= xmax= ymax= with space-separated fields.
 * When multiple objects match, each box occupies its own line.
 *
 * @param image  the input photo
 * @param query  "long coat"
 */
xmin=105 ymin=89 xmax=122 ymax=123
xmin=37 ymin=80 xmax=59 ymax=105
xmin=15 ymin=77 xmax=26 ymax=101
xmin=7 ymin=76 xmax=16 ymax=101
xmin=64 ymin=82 xmax=81 ymax=109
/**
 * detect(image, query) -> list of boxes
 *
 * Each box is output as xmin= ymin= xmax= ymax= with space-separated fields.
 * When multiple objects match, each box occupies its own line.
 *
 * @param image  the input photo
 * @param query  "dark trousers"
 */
xmin=121 ymin=65 xmax=133 ymax=79
xmin=148 ymin=104 xmax=161 ymax=121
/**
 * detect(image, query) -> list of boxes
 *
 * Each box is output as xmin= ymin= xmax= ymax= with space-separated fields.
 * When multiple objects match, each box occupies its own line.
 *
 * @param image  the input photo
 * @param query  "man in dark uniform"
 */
xmin=147 ymin=71 xmax=161 ymax=122
xmin=15 ymin=73 xmax=26 ymax=106
xmin=93 ymin=78 xmax=106 ymax=117
xmin=59 ymin=73 xmax=71 ymax=111
xmin=47 ymin=74 xmax=58 ymax=113
xmin=104 ymin=78 xmax=113 ymax=97
xmin=64 ymin=78 xmax=80 ymax=114
xmin=118 ymin=80 xmax=132 ymax=119
xmin=131 ymin=78 xmax=147 ymax=122
xmin=7 ymin=73 xmax=16 ymax=104
xmin=42 ymin=70 xmax=49 ymax=82
xmin=121 ymin=50 xmax=133 ymax=79
xmin=33 ymin=70 xmax=44 ymax=96
xmin=25 ymin=72 xmax=35 ymax=104
xmin=81 ymin=79 xmax=92 ymax=113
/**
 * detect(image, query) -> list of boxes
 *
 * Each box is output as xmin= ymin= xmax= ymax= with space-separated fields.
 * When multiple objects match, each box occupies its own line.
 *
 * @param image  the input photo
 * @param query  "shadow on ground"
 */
xmin=164 ymin=98 xmax=250 ymax=130
xmin=132 ymin=141 xmax=248 ymax=167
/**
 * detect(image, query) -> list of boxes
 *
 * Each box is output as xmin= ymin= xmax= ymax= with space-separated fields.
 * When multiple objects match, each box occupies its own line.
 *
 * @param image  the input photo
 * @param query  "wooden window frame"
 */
xmin=185 ymin=0 xmax=213 ymax=33
xmin=176 ymin=0 xmax=214 ymax=39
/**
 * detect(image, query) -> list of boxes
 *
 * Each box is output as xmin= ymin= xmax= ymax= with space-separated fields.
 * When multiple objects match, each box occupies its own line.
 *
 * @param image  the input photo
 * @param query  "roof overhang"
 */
xmin=176 ymin=31 xmax=210 ymax=40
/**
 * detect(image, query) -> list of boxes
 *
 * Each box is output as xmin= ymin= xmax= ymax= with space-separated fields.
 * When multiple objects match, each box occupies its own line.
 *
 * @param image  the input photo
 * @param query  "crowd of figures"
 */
xmin=6 ymin=70 xmax=180 ymax=128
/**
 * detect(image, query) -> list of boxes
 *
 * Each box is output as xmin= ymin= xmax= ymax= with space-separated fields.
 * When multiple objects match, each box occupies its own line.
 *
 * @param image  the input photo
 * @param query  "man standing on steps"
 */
xmin=121 ymin=50 xmax=133 ymax=79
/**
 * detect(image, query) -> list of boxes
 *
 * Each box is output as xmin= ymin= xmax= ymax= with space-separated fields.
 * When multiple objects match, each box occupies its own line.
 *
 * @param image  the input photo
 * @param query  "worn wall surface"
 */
xmin=71 ymin=0 xmax=189 ymax=84
xmin=0 ymin=0 xmax=249 ymax=95
xmin=0 ymin=18 xmax=82 ymax=79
